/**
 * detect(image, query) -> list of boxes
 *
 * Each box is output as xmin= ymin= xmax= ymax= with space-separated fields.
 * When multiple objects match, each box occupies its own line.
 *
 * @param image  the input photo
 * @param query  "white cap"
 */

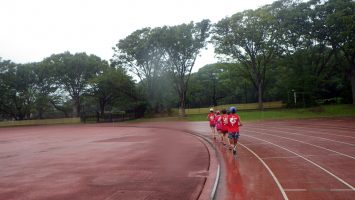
xmin=209 ymin=108 xmax=214 ymax=111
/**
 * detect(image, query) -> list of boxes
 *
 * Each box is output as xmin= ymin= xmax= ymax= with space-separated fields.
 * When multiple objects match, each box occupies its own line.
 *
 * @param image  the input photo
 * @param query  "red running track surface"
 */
xmin=183 ymin=117 xmax=355 ymax=200
xmin=0 ymin=125 xmax=213 ymax=200
xmin=1 ymin=117 xmax=354 ymax=200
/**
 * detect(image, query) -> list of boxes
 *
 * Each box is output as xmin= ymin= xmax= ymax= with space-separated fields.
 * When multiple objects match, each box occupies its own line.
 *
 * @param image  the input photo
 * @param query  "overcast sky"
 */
xmin=0 ymin=0 xmax=276 ymax=71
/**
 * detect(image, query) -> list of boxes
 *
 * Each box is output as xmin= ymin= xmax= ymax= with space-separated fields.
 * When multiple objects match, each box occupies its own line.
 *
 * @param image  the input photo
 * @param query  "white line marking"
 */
xmin=284 ymin=188 xmax=354 ymax=192
xmin=211 ymin=164 xmax=220 ymax=200
xmin=256 ymin=126 xmax=355 ymax=139
xmin=284 ymin=189 xmax=307 ymax=192
xmin=244 ymin=135 xmax=355 ymax=191
xmin=244 ymin=130 xmax=355 ymax=160
xmin=261 ymin=155 xmax=317 ymax=160
xmin=249 ymin=127 xmax=355 ymax=146
xmin=330 ymin=189 xmax=354 ymax=191
xmin=239 ymin=142 xmax=289 ymax=200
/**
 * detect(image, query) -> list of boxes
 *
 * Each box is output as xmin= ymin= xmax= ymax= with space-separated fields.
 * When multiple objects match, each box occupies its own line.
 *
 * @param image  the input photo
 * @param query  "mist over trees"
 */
xmin=112 ymin=20 xmax=211 ymax=116
xmin=1 ymin=0 xmax=354 ymax=120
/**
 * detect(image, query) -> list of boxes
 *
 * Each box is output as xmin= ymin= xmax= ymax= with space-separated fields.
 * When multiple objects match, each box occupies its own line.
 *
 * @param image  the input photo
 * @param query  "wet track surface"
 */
xmin=1 ymin=117 xmax=354 ymax=200
xmin=184 ymin=118 xmax=355 ymax=200
xmin=0 ymin=125 xmax=210 ymax=200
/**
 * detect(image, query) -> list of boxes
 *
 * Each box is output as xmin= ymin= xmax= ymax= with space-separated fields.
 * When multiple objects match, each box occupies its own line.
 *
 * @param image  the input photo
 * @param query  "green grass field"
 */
xmin=186 ymin=104 xmax=355 ymax=122
xmin=1 ymin=105 xmax=354 ymax=127
xmin=182 ymin=101 xmax=283 ymax=115
xmin=0 ymin=118 xmax=81 ymax=127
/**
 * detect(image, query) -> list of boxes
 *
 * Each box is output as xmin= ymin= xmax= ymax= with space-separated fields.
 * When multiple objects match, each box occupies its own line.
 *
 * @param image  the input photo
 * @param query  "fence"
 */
xmin=80 ymin=111 xmax=138 ymax=123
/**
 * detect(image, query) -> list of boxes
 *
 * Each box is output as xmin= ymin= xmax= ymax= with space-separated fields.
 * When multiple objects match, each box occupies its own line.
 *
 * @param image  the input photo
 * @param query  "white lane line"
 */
xmin=253 ymin=126 xmax=355 ymax=139
xmin=284 ymin=189 xmax=307 ymax=192
xmin=211 ymin=164 xmax=220 ymax=200
xmin=330 ymin=189 xmax=354 ymax=191
xmin=239 ymin=142 xmax=289 ymax=200
xmin=284 ymin=188 xmax=354 ymax=192
xmin=243 ymin=135 xmax=355 ymax=191
xmin=261 ymin=155 xmax=318 ymax=160
xmin=249 ymin=127 xmax=355 ymax=146
xmin=244 ymin=130 xmax=355 ymax=160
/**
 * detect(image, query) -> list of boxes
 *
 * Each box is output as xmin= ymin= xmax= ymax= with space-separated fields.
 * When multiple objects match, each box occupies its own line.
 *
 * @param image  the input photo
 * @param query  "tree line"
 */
xmin=0 ymin=53 xmax=138 ymax=120
xmin=1 ymin=0 xmax=354 ymax=120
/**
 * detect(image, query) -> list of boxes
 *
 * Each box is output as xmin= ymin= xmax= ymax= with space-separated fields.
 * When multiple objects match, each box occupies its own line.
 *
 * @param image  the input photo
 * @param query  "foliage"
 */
xmin=0 ymin=60 xmax=36 ymax=120
xmin=112 ymin=28 xmax=167 ymax=113
xmin=89 ymin=66 xmax=137 ymax=116
xmin=159 ymin=19 xmax=211 ymax=116
xmin=42 ymin=52 xmax=107 ymax=117
xmin=213 ymin=6 xmax=280 ymax=110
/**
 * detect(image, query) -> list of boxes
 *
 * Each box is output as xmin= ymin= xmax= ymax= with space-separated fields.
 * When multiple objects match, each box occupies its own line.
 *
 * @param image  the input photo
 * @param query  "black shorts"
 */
xmin=228 ymin=132 xmax=240 ymax=139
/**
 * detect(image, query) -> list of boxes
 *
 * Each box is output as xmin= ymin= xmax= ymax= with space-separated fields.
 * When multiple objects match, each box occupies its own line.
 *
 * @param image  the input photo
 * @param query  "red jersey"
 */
xmin=214 ymin=115 xmax=222 ymax=130
xmin=207 ymin=113 xmax=216 ymax=126
xmin=228 ymin=114 xmax=240 ymax=132
xmin=220 ymin=114 xmax=229 ymax=132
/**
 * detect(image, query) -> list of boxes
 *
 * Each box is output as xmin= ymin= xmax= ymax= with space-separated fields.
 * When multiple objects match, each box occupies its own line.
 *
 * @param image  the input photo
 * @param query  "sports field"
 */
xmin=0 ymin=117 xmax=354 ymax=200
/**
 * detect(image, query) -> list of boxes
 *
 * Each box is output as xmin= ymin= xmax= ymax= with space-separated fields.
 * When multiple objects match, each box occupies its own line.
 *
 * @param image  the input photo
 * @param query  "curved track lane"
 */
xmin=183 ymin=118 xmax=355 ymax=200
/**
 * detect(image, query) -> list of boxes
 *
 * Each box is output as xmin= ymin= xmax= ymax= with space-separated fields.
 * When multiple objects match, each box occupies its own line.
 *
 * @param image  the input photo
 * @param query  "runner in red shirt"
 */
xmin=220 ymin=109 xmax=229 ymax=145
xmin=207 ymin=108 xmax=216 ymax=139
xmin=227 ymin=106 xmax=243 ymax=155
xmin=214 ymin=111 xmax=222 ymax=142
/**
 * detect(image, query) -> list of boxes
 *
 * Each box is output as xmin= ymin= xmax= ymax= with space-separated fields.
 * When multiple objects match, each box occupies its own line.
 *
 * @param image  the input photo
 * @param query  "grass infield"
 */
xmin=1 ymin=105 xmax=354 ymax=126
xmin=0 ymin=118 xmax=81 ymax=127
xmin=186 ymin=104 xmax=355 ymax=122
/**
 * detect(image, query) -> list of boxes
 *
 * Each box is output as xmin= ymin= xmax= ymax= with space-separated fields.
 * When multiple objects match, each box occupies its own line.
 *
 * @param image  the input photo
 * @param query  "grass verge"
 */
xmin=186 ymin=104 xmax=355 ymax=122
xmin=0 ymin=118 xmax=81 ymax=127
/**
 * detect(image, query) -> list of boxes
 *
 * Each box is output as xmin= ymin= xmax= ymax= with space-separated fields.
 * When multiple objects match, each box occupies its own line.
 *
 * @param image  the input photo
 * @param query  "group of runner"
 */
xmin=207 ymin=107 xmax=242 ymax=155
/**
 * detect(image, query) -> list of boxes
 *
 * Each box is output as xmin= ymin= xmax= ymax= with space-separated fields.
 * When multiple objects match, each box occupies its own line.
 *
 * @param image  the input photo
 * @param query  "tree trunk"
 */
xmin=179 ymin=92 xmax=186 ymax=117
xmin=179 ymin=105 xmax=185 ymax=117
xmin=73 ymin=96 xmax=81 ymax=117
xmin=212 ymin=77 xmax=217 ymax=106
xmin=351 ymin=65 xmax=355 ymax=105
xmin=258 ymin=82 xmax=264 ymax=110
xmin=72 ymin=104 xmax=77 ymax=118
xmin=38 ymin=108 xmax=43 ymax=119
xmin=99 ymin=99 xmax=105 ymax=117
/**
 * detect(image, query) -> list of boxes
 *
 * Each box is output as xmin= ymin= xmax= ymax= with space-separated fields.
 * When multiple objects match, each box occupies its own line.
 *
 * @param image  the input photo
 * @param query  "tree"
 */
xmin=315 ymin=0 xmax=355 ymax=104
xmin=213 ymin=7 xmax=279 ymax=110
xmin=42 ymin=52 xmax=105 ymax=117
xmin=0 ymin=60 xmax=37 ymax=120
xmin=189 ymin=64 xmax=231 ymax=107
xmin=112 ymin=27 xmax=166 ymax=112
xmin=32 ymin=62 xmax=58 ymax=118
xmin=187 ymin=62 xmax=256 ymax=108
xmin=159 ymin=19 xmax=211 ymax=116
xmin=272 ymin=0 xmax=354 ymax=105
xmin=90 ymin=67 xmax=136 ymax=117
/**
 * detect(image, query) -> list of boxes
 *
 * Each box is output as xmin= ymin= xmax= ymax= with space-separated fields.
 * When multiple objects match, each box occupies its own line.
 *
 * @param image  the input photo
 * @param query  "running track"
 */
xmin=0 ymin=117 xmax=354 ymax=199
xmin=184 ymin=117 xmax=355 ymax=200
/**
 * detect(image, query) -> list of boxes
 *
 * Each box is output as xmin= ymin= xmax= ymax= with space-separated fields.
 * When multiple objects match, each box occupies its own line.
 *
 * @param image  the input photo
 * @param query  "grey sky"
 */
xmin=0 ymin=0 xmax=276 ymax=71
